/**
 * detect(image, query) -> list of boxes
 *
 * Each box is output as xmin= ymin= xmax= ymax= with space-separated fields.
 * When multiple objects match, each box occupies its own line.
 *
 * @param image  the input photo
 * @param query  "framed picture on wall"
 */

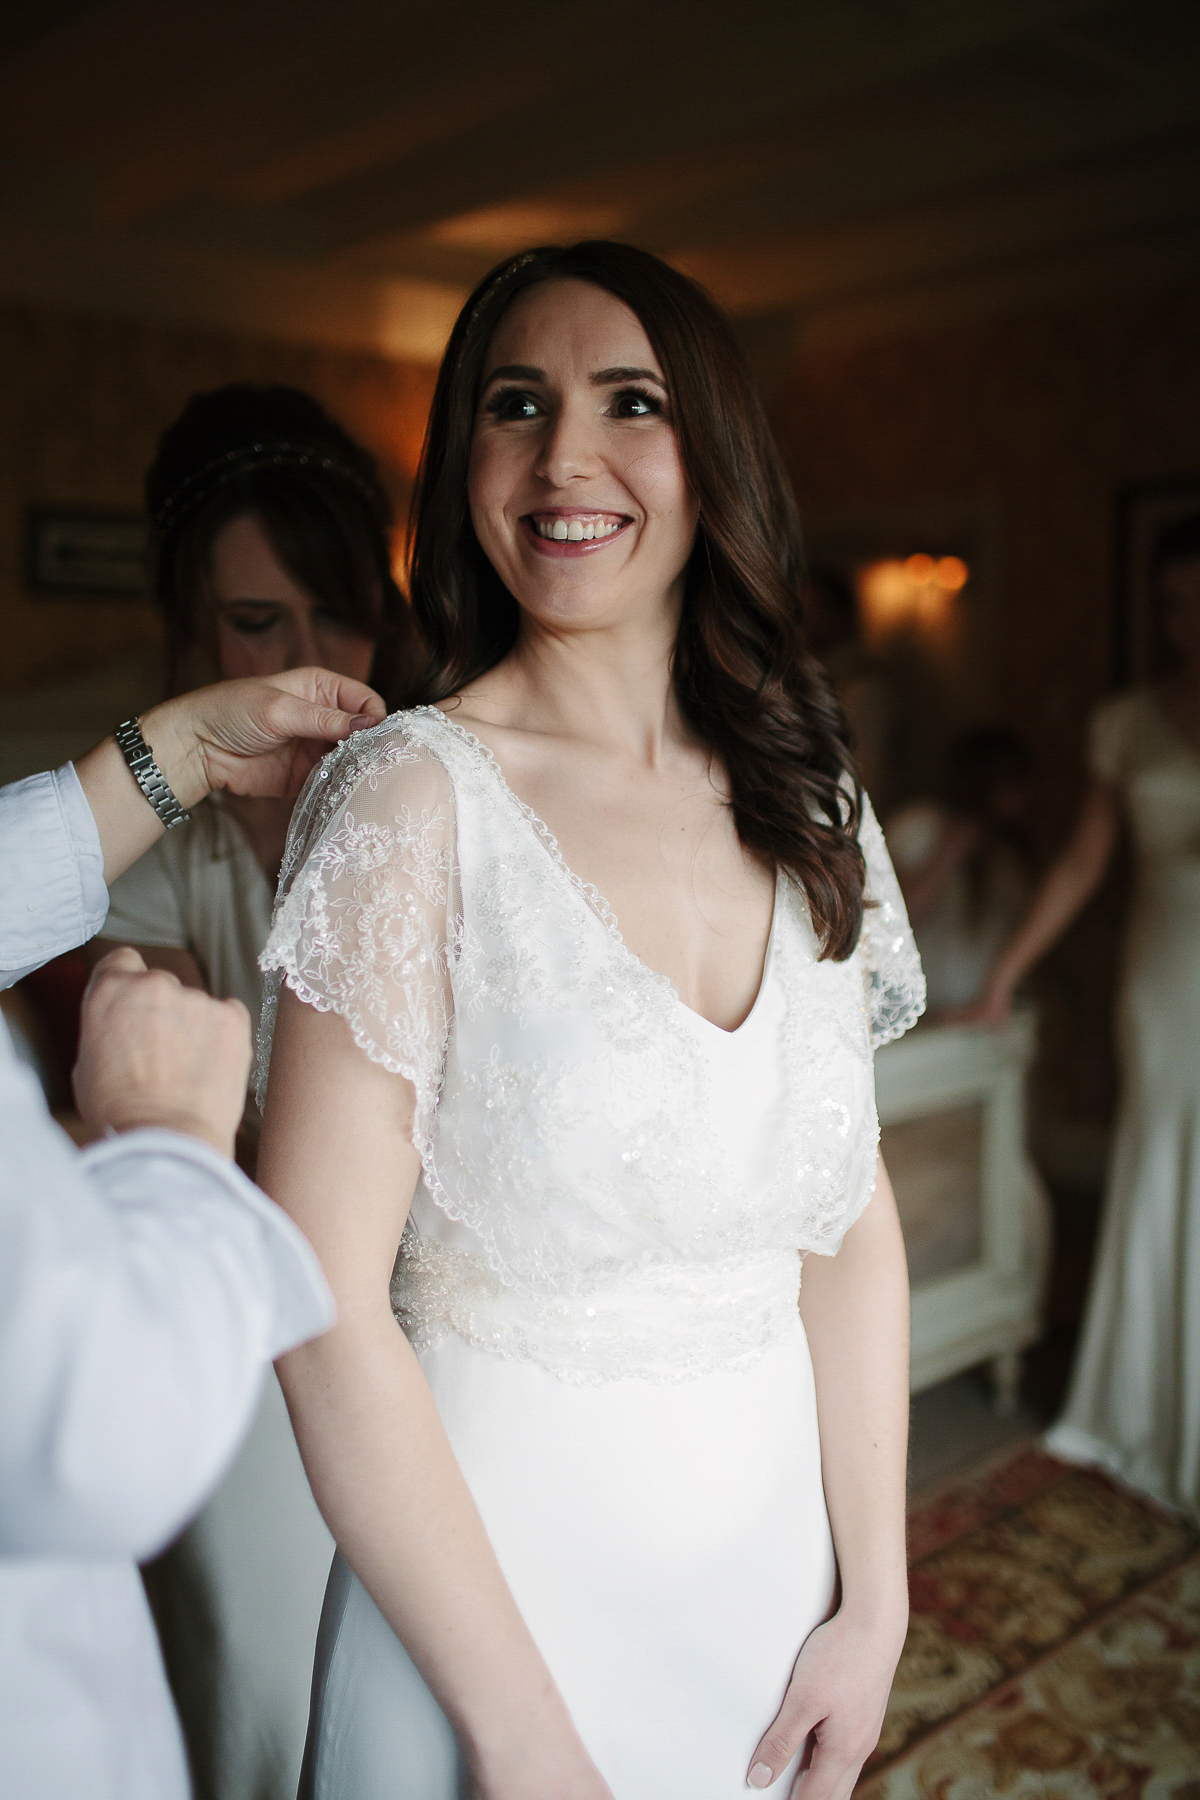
xmin=1114 ymin=477 xmax=1200 ymax=685
xmin=26 ymin=509 xmax=148 ymax=597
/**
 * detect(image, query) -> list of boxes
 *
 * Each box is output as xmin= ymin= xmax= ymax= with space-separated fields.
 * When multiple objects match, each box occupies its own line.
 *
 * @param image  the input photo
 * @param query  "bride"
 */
xmin=256 ymin=241 xmax=923 ymax=1800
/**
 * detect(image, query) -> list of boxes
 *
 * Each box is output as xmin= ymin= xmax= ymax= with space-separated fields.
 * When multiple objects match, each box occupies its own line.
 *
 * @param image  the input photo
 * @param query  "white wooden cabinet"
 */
xmin=875 ymin=1006 xmax=1050 ymax=1409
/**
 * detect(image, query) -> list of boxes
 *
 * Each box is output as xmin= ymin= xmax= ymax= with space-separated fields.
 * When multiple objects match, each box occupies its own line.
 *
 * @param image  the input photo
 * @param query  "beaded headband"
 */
xmin=151 ymin=439 xmax=383 ymax=535
xmin=465 ymin=250 xmax=543 ymax=331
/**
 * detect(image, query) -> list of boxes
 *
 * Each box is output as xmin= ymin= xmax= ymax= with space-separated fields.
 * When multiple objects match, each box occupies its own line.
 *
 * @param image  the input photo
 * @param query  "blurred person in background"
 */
xmin=802 ymin=561 xmax=898 ymax=811
xmin=886 ymin=727 xmax=1034 ymax=1014
xmin=92 ymin=384 xmax=423 ymax=1800
xmin=1 ymin=668 xmax=382 ymax=1800
xmin=967 ymin=513 xmax=1200 ymax=1521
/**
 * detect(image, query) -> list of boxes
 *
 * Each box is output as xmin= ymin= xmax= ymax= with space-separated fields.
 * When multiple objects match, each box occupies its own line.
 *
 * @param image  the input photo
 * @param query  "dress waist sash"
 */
xmin=390 ymin=1232 xmax=803 ymax=1385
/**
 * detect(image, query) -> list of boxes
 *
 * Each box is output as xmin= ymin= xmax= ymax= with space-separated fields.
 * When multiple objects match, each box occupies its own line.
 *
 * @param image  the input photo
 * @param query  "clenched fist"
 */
xmin=73 ymin=947 xmax=253 ymax=1157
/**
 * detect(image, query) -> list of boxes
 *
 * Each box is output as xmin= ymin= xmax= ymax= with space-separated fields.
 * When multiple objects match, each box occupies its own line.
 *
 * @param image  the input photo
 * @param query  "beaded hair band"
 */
xmin=151 ymin=439 xmax=383 ymax=535
xmin=464 ymin=250 xmax=543 ymax=333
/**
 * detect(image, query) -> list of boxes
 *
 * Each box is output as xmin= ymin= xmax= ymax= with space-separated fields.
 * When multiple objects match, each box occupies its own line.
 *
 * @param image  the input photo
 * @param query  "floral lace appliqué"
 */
xmin=258 ymin=708 xmax=924 ymax=1383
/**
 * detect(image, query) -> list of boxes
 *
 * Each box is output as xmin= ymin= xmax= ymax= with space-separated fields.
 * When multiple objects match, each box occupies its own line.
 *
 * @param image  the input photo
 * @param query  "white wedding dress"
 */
xmin=1045 ymin=689 xmax=1200 ymax=1519
xmin=258 ymin=707 xmax=924 ymax=1800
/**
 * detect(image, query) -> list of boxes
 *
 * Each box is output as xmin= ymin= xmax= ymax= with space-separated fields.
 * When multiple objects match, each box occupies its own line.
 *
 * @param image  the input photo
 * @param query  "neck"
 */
xmin=487 ymin=588 xmax=690 ymax=767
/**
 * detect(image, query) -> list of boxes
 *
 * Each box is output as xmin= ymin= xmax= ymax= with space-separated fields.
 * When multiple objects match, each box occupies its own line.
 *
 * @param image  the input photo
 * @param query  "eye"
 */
xmin=224 ymin=607 xmax=282 ymax=636
xmin=484 ymin=386 xmax=542 ymax=422
xmin=609 ymin=386 xmax=663 ymax=419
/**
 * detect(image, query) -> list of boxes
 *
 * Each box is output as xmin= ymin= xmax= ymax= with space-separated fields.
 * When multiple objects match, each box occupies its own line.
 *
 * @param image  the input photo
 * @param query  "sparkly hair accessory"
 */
xmin=467 ymin=250 xmax=543 ymax=329
xmin=151 ymin=439 xmax=382 ymax=535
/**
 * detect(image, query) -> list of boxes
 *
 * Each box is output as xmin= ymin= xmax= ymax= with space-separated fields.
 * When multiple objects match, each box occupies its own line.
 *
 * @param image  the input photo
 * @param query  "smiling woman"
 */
xmin=257 ymin=244 xmax=923 ymax=1800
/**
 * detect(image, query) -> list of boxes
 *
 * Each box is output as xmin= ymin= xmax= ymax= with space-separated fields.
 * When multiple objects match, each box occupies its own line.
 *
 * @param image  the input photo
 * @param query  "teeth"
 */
xmin=533 ymin=517 xmax=622 ymax=541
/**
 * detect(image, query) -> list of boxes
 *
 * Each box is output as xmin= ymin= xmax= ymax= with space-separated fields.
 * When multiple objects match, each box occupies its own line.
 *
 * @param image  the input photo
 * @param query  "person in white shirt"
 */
xmin=0 ymin=667 xmax=383 ymax=1800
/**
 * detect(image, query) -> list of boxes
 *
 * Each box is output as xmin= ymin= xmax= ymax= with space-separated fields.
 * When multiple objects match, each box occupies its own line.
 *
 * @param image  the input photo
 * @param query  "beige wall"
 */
xmin=772 ymin=278 xmax=1200 ymax=1151
xmin=0 ymin=302 xmax=435 ymax=699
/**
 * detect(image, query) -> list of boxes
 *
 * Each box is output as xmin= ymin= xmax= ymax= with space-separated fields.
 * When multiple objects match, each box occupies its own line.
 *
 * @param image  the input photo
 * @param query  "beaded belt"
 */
xmin=390 ymin=1231 xmax=803 ymax=1385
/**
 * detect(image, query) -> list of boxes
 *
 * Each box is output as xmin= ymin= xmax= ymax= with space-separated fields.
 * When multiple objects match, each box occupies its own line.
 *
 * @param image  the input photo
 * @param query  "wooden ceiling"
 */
xmin=1 ymin=0 xmax=1198 ymax=364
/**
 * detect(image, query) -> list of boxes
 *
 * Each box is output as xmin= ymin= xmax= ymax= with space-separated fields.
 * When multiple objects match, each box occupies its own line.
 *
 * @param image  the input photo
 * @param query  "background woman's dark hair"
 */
xmin=943 ymin=726 xmax=1034 ymax=926
xmin=407 ymin=240 xmax=865 ymax=960
xmin=1149 ymin=510 xmax=1200 ymax=674
xmin=146 ymin=383 xmax=421 ymax=706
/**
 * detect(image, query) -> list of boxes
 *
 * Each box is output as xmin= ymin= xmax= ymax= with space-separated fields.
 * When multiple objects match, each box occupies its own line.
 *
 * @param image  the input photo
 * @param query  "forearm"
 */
xmin=989 ymin=862 xmax=1098 ymax=994
xmin=799 ymin=1160 xmax=910 ymax=1633
xmin=280 ymin=1315 xmax=579 ymax=1770
xmin=986 ymin=779 xmax=1120 ymax=1000
xmin=74 ymin=706 xmax=207 ymax=887
xmin=74 ymin=672 xmax=383 ymax=887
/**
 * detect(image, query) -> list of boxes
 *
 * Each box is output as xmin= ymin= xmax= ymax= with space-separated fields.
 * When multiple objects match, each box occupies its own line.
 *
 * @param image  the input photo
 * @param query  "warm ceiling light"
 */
xmin=934 ymin=555 xmax=968 ymax=591
xmin=426 ymin=201 xmax=624 ymax=253
xmin=857 ymin=553 xmax=969 ymax=641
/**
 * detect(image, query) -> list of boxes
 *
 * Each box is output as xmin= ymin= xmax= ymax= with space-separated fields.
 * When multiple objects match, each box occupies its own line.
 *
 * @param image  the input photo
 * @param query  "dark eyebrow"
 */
xmin=480 ymin=363 xmax=544 ymax=385
xmin=591 ymin=366 xmax=665 ymax=387
xmin=480 ymin=363 xmax=667 ymax=389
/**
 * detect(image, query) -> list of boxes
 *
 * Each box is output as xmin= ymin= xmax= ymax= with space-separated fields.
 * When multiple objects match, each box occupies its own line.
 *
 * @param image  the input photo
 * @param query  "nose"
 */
xmin=534 ymin=395 xmax=602 ymax=488
xmin=283 ymin=611 xmax=323 ymax=671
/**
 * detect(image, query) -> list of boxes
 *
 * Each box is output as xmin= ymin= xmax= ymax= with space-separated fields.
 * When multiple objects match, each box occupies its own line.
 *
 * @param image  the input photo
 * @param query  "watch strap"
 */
xmin=114 ymin=717 xmax=192 ymax=830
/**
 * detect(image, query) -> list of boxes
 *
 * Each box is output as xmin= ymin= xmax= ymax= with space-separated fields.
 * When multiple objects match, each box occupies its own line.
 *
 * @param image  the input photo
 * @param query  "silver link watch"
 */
xmin=114 ymin=717 xmax=192 ymax=830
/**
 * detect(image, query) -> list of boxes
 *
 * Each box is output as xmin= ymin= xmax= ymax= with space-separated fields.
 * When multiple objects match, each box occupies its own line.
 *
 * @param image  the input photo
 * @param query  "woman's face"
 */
xmin=206 ymin=513 xmax=376 ymax=683
xmin=468 ymin=278 xmax=699 ymax=636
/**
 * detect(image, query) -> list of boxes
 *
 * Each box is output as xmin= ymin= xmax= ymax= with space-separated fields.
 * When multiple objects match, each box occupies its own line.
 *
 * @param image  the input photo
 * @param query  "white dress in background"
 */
xmin=259 ymin=707 xmax=924 ymax=1800
xmin=1046 ymin=689 xmax=1200 ymax=1520
xmin=104 ymin=798 xmax=335 ymax=1800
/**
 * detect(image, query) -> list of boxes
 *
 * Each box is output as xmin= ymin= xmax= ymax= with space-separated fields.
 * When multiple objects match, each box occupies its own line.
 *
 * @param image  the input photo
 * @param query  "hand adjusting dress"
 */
xmin=258 ymin=707 xmax=925 ymax=1800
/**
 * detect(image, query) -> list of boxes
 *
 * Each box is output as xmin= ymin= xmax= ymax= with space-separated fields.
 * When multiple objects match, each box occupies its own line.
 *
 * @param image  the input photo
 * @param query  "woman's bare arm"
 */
xmin=748 ymin=1158 xmax=910 ymax=1798
xmin=257 ymin=989 xmax=612 ymax=1800
xmin=960 ymin=777 xmax=1122 ymax=1027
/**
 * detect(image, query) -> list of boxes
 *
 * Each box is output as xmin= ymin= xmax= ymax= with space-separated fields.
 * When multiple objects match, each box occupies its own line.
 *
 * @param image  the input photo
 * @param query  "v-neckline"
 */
xmin=427 ymin=707 xmax=780 ymax=1038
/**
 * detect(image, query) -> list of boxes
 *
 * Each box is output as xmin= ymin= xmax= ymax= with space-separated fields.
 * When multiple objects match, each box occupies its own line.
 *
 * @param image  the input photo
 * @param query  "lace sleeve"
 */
xmin=255 ymin=719 xmax=458 ymax=1164
xmin=857 ymin=791 xmax=926 ymax=1049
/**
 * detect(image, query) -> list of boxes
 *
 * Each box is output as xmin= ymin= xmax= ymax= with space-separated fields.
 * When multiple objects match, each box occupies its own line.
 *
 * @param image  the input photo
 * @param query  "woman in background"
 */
xmin=886 ymin=727 xmax=1033 ymax=1014
xmin=970 ymin=513 xmax=1200 ymax=1520
xmin=96 ymin=383 xmax=421 ymax=1799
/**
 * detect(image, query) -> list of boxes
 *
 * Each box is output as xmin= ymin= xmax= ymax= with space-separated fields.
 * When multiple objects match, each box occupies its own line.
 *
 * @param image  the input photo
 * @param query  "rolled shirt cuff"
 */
xmin=80 ymin=1129 xmax=335 ymax=1357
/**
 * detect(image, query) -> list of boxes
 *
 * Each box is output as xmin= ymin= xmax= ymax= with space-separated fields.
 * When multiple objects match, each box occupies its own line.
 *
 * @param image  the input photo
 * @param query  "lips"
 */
xmin=520 ymin=509 xmax=632 ymax=557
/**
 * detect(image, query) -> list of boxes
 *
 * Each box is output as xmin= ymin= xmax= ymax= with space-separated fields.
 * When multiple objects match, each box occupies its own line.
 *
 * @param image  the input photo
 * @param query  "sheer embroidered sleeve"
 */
xmin=256 ymin=719 xmax=459 ymax=1165
xmin=857 ymin=791 xmax=926 ymax=1049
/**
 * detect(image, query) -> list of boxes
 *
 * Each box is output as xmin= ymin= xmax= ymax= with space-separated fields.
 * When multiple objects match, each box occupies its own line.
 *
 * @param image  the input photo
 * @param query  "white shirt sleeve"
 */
xmin=0 ymin=765 xmax=108 ymax=988
xmin=0 ymin=1032 xmax=334 ymax=1561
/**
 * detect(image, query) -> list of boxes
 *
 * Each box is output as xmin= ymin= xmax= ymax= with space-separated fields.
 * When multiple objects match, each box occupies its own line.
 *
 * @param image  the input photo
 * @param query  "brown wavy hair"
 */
xmin=407 ymin=242 xmax=865 ymax=960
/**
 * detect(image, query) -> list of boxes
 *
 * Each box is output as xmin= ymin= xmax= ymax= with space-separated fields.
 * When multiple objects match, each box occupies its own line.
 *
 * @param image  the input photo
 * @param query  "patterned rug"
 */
xmin=857 ymin=1445 xmax=1200 ymax=1798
